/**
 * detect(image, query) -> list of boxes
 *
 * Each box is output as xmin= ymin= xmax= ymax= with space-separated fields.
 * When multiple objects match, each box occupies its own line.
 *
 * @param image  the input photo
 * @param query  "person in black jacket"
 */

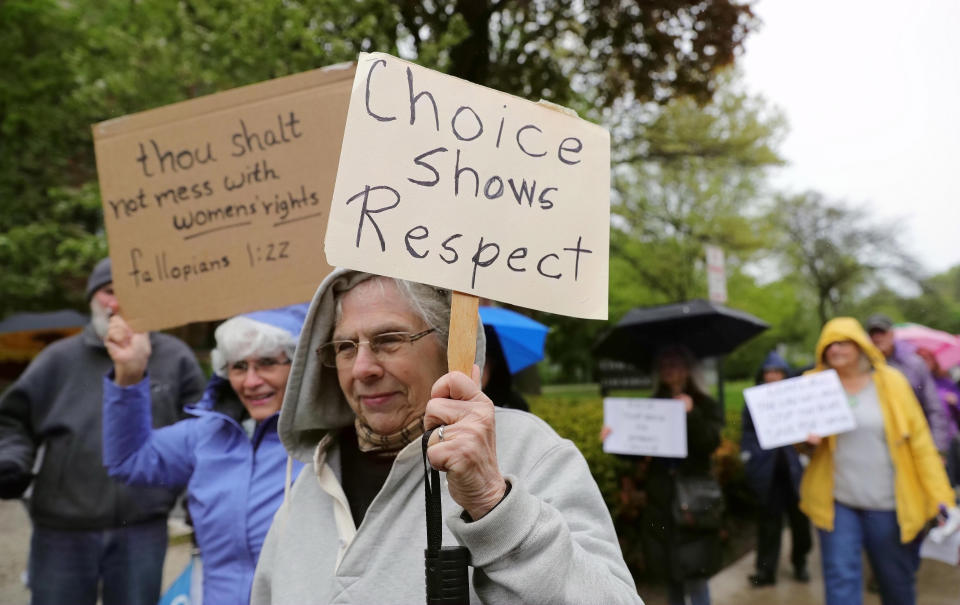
xmin=740 ymin=352 xmax=811 ymax=587
xmin=603 ymin=345 xmax=724 ymax=605
xmin=0 ymin=258 xmax=206 ymax=605
xmin=481 ymin=326 xmax=530 ymax=412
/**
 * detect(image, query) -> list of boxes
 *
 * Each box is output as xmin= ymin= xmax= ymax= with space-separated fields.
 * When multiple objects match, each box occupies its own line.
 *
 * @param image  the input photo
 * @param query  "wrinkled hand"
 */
xmin=424 ymin=365 xmax=507 ymax=521
xmin=104 ymin=314 xmax=151 ymax=387
xmin=676 ymin=393 xmax=694 ymax=413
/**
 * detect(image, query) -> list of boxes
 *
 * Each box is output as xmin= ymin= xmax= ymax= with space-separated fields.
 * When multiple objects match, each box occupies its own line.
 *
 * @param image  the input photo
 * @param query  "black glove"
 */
xmin=0 ymin=461 xmax=33 ymax=499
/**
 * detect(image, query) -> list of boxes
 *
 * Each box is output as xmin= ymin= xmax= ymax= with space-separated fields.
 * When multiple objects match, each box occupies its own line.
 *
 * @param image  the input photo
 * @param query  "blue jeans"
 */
xmin=28 ymin=519 xmax=168 ymax=605
xmin=818 ymin=502 xmax=921 ymax=605
xmin=666 ymin=578 xmax=710 ymax=605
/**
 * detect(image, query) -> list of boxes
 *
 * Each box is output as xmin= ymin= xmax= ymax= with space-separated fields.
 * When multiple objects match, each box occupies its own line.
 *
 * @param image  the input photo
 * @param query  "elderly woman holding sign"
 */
xmin=250 ymin=269 xmax=641 ymax=604
xmin=802 ymin=318 xmax=956 ymax=605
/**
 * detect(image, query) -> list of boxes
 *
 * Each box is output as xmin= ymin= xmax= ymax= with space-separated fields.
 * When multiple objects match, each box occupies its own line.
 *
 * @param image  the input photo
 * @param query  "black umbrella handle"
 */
xmin=422 ymin=429 xmax=470 ymax=605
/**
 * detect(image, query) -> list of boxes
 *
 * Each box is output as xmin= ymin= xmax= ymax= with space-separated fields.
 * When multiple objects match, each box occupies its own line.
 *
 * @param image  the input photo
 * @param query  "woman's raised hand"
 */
xmin=104 ymin=314 xmax=151 ymax=387
xmin=424 ymin=365 xmax=508 ymax=521
xmin=600 ymin=425 xmax=613 ymax=441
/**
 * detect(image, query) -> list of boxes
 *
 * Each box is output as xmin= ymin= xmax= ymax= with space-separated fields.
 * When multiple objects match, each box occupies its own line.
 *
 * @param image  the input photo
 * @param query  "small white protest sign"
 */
xmin=920 ymin=531 xmax=960 ymax=565
xmin=743 ymin=370 xmax=856 ymax=450
xmin=324 ymin=52 xmax=610 ymax=320
xmin=602 ymin=398 xmax=688 ymax=458
xmin=705 ymin=244 xmax=727 ymax=304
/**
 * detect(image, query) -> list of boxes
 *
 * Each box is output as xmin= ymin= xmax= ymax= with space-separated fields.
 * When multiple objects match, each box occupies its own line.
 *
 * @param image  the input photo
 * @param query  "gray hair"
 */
xmin=334 ymin=276 xmax=484 ymax=364
xmin=211 ymin=316 xmax=298 ymax=378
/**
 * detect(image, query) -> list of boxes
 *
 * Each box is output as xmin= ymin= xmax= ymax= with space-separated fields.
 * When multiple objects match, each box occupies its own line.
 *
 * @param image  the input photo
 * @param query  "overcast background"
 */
xmin=739 ymin=0 xmax=960 ymax=274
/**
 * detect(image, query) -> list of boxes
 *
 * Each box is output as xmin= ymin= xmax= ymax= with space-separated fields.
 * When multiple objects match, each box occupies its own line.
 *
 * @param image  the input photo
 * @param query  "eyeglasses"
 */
xmin=226 ymin=356 xmax=291 ymax=378
xmin=317 ymin=328 xmax=436 ymax=368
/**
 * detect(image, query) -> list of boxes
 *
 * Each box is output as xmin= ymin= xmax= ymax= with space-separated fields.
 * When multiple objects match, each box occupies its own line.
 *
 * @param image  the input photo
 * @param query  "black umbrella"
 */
xmin=0 ymin=310 xmax=89 ymax=372
xmin=594 ymin=299 xmax=769 ymax=368
xmin=0 ymin=310 xmax=89 ymax=334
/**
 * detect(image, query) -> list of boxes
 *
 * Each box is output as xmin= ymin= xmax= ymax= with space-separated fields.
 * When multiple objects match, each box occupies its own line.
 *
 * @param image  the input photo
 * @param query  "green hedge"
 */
xmin=528 ymin=387 xmax=631 ymax=511
xmin=528 ymin=379 xmax=755 ymax=525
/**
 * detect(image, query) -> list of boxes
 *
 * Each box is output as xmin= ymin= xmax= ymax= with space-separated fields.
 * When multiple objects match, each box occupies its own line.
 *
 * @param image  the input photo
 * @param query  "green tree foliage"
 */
xmin=852 ymin=266 xmax=960 ymax=335
xmin=609 ymin=76 xmax=785 ymax=317
xmin=395 ymin=0 xmax=757 ymax=108
xmin=0 ymin=2 xmax=106 ymax=312
xmin=532 ymin=76 xmax=784 ymax=380
xmin=1 ymin=0 xmax=397 ymax=315
xmin=722 ymin=268 xmax=820 ymax=377
xmin=911 ymin=267 xmax=960 ymax=333
xmin=770 ymin=191 xmax=921 ymax=325
xmin=1 ymin=0 xmax=756 ymax=317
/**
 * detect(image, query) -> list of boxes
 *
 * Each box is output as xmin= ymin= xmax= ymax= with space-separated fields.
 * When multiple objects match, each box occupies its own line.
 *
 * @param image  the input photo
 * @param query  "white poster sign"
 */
xmin=602 ymin=398 xmax=688 ymax=458
xmin=743 ymin=370 xmax=856 ymax=450
xmin=705 ymin=244 xmax=727 ymax=304
xmin=324 ymin=52 xmax=610 ymax=319
xmin=920 ymin=531 xmax=960 ymax=565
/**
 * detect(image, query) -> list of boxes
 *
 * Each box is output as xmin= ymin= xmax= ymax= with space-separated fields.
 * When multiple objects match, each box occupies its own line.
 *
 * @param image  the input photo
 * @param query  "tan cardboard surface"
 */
xmin=324 ymin=53 xmax=610 ymax=320
xmin=93 ymin=64 xmax=355 ymax=331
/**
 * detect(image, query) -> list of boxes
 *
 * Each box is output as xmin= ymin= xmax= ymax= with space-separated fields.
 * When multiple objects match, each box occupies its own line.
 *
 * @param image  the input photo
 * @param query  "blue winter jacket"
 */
xmin=103 ymin=374 xmax=304 ymax=605
xmin=740 ymin=352 xmax=805 ymax=500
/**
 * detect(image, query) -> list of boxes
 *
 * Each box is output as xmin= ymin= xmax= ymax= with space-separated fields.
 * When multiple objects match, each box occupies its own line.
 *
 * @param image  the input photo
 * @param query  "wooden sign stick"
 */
xmin=447 ymin=291 xmax=479 ymax=375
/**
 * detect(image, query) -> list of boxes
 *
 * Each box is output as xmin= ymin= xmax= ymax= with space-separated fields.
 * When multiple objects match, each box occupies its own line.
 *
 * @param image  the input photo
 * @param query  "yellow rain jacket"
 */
xmin=799 ymin=317 xmax=955 ymax=543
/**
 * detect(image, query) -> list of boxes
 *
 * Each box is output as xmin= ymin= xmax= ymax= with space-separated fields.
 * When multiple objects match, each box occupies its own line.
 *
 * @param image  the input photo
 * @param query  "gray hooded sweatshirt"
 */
xmin=251 ymin=269 xmax=642 ymax=605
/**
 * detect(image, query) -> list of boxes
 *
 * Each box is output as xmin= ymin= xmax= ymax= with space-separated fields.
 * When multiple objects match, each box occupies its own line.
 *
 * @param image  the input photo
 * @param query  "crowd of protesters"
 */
xmin=601 ymin=314 xmax=960 ymax=605
xmin=2 ymin=258 xmax=960 ymax=605
xmin=0 ymin=261 xmax=642 ymax=605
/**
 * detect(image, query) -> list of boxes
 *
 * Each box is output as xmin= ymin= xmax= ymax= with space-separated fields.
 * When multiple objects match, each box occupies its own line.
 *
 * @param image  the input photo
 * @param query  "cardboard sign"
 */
xmin=324 ymin=53 xmax=610 ymax=320
xmin=743 ymin=370 xmax=856 ymax=449
xmin=92 ymin=64 xmax=355 ymax=331
xmin=602 ymin=398 xmax=688 ymax=458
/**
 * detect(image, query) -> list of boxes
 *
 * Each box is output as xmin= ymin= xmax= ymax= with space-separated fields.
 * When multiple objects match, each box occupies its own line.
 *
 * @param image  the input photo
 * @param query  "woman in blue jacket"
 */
xmin=102 ymin=305 xmax=307 ymax=605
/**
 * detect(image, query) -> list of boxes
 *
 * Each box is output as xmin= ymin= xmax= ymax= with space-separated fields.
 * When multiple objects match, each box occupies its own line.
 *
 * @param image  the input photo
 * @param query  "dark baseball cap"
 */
xmin=865 ymin=313 xmax=894 ymax=332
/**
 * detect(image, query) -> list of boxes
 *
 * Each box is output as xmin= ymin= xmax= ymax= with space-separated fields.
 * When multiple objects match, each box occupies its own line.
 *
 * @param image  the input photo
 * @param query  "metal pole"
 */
xmin=716 ymin=356 xmax=725 ymax=416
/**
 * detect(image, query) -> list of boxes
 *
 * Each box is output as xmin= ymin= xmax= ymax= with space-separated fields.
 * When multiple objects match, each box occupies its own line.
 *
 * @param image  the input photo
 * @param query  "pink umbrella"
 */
xmin=894 ymin=323 xmax=960 ymax=369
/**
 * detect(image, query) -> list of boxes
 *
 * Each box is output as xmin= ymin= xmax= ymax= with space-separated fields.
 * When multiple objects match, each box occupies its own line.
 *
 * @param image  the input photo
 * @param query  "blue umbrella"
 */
xmin=159 ymin=552 xmax=201 ymax=605
xmin=479 ymin=306 xmax=549 ymax=374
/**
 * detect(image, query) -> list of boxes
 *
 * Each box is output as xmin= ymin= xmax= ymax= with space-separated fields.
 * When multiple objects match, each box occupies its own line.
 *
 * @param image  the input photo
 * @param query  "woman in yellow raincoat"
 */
xmin=800 ymin=317 xmax=955 ymax=605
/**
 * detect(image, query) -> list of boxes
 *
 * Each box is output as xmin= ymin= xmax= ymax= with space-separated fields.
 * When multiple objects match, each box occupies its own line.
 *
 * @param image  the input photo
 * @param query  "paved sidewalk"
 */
xmin=637 ymin=529 xmax=960 ymax=605
xmin=0 ymin=499 xmax=193 ymax=605
xmin=3 ymin=499 xmax=958 ymax=604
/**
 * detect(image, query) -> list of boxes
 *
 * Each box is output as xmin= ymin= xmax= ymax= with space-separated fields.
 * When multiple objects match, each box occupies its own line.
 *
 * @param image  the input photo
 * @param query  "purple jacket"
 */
xmin=933 ymin=376 xmax=960 ymax=441
xmin=888 ymin=341 xmax=952 ymax=451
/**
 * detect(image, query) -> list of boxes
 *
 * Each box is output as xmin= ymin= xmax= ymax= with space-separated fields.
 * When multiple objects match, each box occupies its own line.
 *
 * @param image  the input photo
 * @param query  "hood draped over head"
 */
xmin=278 ymin=269 xmax=485 ymax=462
xmin=812 ymin=317 xmax=886 ymax=373
xmin=754 ymin=351 xmax=793 ymax=384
